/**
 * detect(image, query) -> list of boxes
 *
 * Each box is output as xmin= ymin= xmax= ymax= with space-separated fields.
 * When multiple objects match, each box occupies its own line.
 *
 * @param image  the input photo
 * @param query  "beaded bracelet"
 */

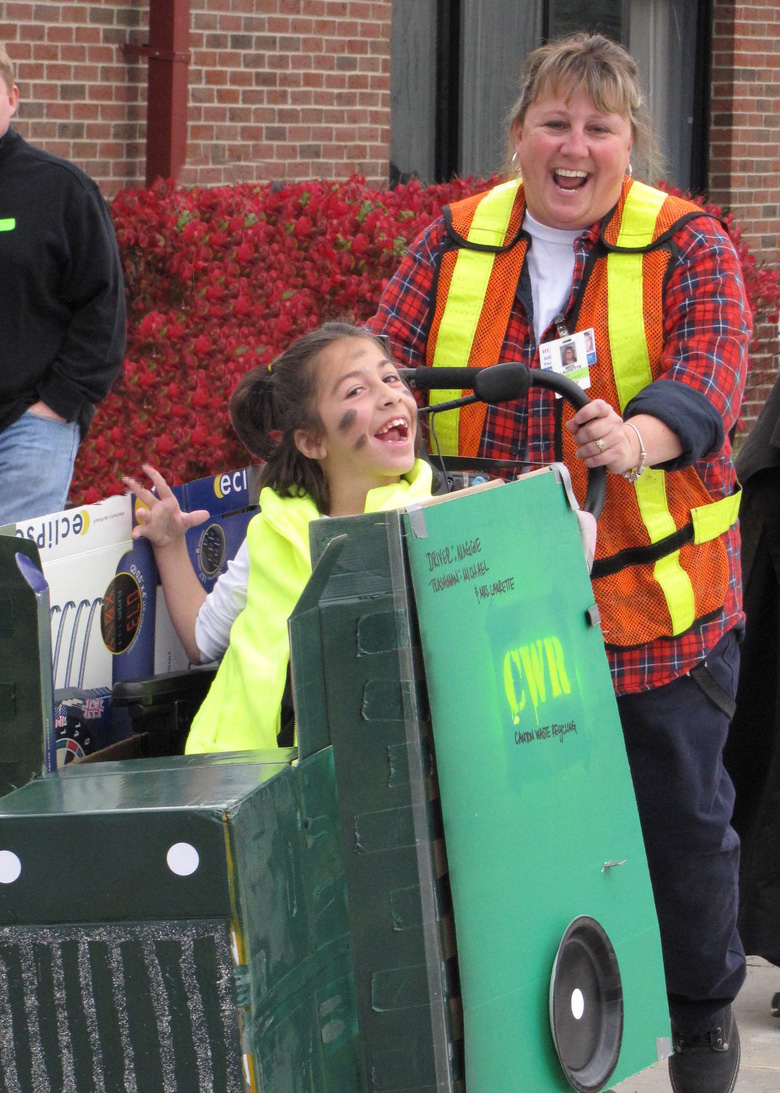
xmin=623 ymin=421 xmax=647 ymax=481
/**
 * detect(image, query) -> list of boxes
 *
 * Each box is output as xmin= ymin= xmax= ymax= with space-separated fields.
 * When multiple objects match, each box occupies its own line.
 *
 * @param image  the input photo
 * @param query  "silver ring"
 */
xmin=595 ymin=437 xmax=606 ymax=452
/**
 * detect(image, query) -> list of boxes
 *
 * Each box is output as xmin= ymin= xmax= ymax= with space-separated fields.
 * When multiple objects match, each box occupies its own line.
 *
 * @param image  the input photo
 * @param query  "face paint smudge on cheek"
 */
xmin=337 ymin=409 xmax=357 ymax=433
xmin=353 ymin=434 xmax=368 ymax=451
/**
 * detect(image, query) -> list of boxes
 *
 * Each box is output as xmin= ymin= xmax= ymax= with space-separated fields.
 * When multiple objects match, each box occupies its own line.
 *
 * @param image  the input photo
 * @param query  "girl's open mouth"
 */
xmin=375 ymin=417 xmax=410 ymax=443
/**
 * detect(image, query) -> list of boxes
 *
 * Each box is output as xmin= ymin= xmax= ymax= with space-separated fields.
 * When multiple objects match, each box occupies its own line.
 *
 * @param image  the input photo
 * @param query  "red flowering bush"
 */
xmin=72 ymin=174 xmax=497 ymax=503
xmin=71 ymin=174 xmax=780 ymax=504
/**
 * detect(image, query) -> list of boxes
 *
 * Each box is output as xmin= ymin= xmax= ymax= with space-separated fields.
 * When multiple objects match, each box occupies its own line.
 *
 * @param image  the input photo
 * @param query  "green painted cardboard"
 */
xmin=402 ymin=471 xmax=670 ymax=1091
xmin=292 ymin=511 xmax=463 ymax=1091
xmin=0 ymin=535 xmax=54 ymax=797
xmin=0 ymin=750 xmax=363 ymax=1092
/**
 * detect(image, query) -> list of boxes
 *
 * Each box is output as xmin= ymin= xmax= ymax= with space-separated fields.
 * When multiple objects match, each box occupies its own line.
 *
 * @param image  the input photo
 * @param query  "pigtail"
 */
xmin=230 ymin=363 xmax=328 ymax=510
xmin=229 ymin=368 xmax=278 ymax=461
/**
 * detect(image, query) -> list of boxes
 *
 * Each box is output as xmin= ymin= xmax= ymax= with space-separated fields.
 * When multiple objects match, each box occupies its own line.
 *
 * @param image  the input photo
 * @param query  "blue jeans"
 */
xmin=0 ymin=411 xmax=80 ymax=526
xmin=618 ymin=629 xmax=745 ymax=1035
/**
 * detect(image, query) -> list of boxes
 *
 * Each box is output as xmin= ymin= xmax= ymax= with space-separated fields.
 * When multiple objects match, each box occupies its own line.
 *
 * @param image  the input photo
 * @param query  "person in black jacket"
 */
xmin=0 ymin=44 xmax=125 ymax=525
xmin=725 ymin=375 xmax=780 ymax=997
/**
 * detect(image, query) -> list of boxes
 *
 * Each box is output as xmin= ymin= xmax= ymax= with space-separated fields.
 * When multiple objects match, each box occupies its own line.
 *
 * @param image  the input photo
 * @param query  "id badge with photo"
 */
xmin=539 ymin=327 xmax=597 ymax=396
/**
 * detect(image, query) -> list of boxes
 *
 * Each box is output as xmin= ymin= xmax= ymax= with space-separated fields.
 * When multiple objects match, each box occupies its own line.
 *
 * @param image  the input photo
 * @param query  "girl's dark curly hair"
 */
xmin=229 ymin=322 xmax=395 ymax=514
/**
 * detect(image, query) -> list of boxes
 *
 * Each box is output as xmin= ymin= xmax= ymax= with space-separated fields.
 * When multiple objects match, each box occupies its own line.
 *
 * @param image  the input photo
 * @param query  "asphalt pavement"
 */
xmin=612 ymin=956 xmax=780 ymax=1092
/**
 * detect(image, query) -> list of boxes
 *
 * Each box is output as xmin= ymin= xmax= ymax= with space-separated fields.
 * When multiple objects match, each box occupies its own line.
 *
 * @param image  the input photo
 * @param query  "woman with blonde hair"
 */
xmin=370 ymin=33 xmax=750 ymax=1093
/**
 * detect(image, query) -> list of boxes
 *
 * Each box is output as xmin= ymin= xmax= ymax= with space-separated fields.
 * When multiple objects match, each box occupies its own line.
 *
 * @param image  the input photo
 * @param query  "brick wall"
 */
xmin=2 ymin=0 xmax=777 ymax=428
xmin=0 ymin=1 xmax=146 ymax=190
xmin=711 ymin=0 xmax=780 ymax=431
xmin=0 ymin=0 xmax=393 ymax=194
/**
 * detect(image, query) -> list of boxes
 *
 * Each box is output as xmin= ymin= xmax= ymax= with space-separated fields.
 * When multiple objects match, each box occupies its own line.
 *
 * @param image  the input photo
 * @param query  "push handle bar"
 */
xmin=399 ymin=363 xmax=607 ymax=519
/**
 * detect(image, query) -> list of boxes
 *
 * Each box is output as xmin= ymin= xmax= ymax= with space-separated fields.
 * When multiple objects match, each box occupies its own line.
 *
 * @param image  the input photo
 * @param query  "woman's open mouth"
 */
xmin=553 ymin=168 xmax=589 ymax=191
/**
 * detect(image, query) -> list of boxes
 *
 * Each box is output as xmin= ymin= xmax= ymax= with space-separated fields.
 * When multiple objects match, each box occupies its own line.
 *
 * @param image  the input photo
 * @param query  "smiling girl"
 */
xmin=123 ymin=322 xmax=432 ymax=753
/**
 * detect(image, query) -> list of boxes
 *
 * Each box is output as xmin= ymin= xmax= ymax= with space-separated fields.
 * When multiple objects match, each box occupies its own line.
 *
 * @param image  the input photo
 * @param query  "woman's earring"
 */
xmin=511 ymin=151 xmax=522 ymax=175
xmin=627 ymin=161 xmax=633 ymax=178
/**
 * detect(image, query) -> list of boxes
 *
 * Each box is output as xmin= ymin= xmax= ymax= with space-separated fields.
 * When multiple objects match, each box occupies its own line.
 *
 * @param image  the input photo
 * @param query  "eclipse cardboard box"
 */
xmin=0 ymin=468 xmax=261 ymax=754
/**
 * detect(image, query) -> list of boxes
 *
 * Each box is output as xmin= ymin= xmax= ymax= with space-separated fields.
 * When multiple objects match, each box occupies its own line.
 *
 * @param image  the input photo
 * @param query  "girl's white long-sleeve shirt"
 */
xmin=194 ymin=540 xmax=250 ymax=663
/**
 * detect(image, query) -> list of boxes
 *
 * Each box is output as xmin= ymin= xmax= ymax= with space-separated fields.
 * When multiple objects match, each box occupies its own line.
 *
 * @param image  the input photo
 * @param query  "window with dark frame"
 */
xmin=390 ymin=0 xmax=710 ymax=193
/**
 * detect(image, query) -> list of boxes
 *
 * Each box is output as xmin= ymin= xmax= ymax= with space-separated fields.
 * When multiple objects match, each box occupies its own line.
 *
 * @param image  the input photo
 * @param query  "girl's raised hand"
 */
xmin=122 ymin=464 xmax=210 ymax=548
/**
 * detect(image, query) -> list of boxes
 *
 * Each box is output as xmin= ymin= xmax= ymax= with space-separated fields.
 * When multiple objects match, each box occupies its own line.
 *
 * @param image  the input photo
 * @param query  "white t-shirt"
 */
xmin=523 ymin=211 xmax=581 ymax=340
xmin=194 ymin=539 xmax=250 ymax=662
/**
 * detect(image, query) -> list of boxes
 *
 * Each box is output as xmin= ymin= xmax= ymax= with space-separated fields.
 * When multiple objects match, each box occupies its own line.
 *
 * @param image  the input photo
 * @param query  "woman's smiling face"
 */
xmin=513 ymin=85 xmax=633 ymax=230
xmin=294 ymin=336 xmax=418 ymax=513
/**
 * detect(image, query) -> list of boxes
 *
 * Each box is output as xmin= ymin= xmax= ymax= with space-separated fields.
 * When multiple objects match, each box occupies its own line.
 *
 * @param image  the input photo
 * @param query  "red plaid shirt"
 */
xmin=368 ymin=194 xmax=751 ymax=695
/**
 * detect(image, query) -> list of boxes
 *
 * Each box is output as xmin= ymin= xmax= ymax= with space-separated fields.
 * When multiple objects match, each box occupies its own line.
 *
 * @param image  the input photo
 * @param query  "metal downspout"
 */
xmin=122 ymin=0 xmax=191 ymax=186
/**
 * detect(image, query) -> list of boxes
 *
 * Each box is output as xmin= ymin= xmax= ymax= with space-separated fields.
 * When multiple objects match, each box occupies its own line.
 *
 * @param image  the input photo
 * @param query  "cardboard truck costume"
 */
xmin=0 ymin=468 xmax=670 ymax=1092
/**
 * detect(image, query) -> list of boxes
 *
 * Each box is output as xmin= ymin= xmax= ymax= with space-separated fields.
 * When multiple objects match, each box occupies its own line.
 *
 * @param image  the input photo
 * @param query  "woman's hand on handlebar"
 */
xmin=567 ymin=403 xmax=685 ymax=476
xmin=565 ymin=399 xmax=639 ymax=476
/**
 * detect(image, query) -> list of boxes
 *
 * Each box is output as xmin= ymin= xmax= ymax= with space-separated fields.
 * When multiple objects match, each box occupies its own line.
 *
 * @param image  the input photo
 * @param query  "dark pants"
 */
xmin=617 ymin=629 xmax=746 ymax=1036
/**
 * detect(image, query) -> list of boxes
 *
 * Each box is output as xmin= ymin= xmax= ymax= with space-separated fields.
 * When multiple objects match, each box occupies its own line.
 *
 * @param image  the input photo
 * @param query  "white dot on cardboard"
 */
xmin=166 ymin=842 xmax=200 ymax=876
xmin=0 ymin=851 xmax=22 ymax=884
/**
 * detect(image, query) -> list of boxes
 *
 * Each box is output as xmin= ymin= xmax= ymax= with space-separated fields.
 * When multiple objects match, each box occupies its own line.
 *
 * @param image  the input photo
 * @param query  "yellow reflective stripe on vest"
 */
xmin=691 ymin=487 xmax=741 ymax=543
xmin=608 ymin=182 xmax=668 ymax=404
xmin=634 ymin=468 xmax=696 ymax=633
xmin=431 ymin=179 xmax=520 ymax=454
xmin=608 ymin=182 xmax=696 ymax=634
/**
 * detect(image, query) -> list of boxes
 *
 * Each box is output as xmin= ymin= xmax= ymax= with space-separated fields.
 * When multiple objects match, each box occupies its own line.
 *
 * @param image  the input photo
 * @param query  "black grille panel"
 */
xmin=0 ymin=921 xmax=244 ymax=1093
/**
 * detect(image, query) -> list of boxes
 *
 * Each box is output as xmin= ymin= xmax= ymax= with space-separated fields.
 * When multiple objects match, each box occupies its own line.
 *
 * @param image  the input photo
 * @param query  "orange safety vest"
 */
xmin=427 ymin=177 xmax=741 ymax=647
